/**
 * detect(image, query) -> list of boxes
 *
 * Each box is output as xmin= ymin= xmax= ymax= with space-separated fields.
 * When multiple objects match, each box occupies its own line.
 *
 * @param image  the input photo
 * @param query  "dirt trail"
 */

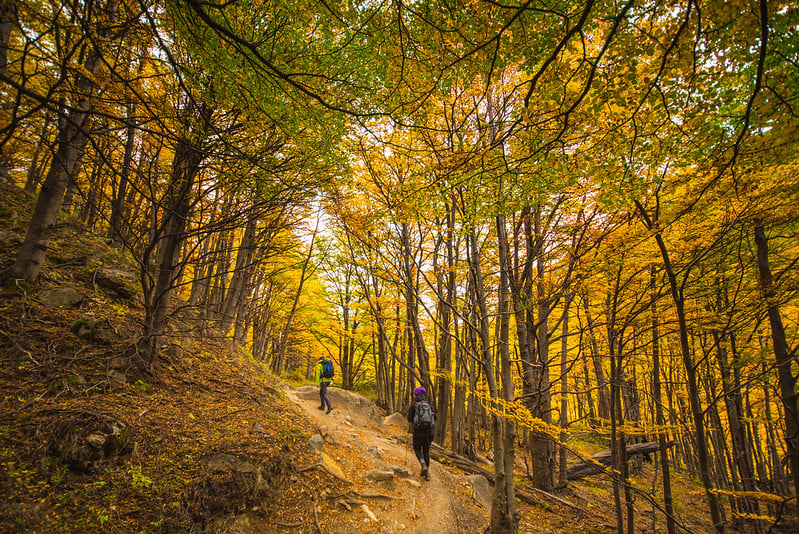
xmin=284 ymin=385 xmax=487 ymax=534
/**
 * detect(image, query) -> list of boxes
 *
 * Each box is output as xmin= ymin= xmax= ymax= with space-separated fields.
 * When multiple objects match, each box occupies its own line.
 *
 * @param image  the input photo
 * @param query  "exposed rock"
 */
xmin=389 ymin=465 xmax=412 ymax=478
xmin=320 ymin=452 xmax=346 ymax=480
xmin=39 ymin=287 xmax=83 ymax=308
xmin=205 ymin=453 xmax=257 ymax=473
xmin=291 ymin=385 xmax=383 ymax=423
xmin=94 ymin=267 xmax=137 ymax=298
xmin=366 ymin=445 xmax=381 ymax=457
xmin=467 ymin=474 xmax=492 ymax=510
xmin=50 ymin=414 xmax=127 ymax=473
xmin=383 ymin=412 xmax=407 ymax=428
xmin=309 ymin=434 xmax=324 ymax=453
xmin=252 ymin=422 xmax=267 ymax=434
xmin=71 ymin=315 xmax=121 ymax=344
xmin=366 ymin=469 xmax=395 ymax=482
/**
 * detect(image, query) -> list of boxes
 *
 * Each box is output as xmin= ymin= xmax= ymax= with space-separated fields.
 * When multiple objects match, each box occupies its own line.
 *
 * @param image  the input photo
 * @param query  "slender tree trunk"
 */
xmin=0 ymin=1 xmax=16 ymax=77
xmin=435 ymin=206 xmax=456 ymax=443
xmin=582 ymin=294 xmax=611 ymax=421
xmin=558 ymin=289 xmax=571 ymax=487
xmin=494 ymin=214 xmax=518 ymax=532
xmin=651 ymin=267 xmax=676 ymax=534
xmin=141 ymin=103 xmax=211 ymax=360
xmin=109 ymin=103 xmax=137 ymax=245
xmin=25 ymin=109 xmax=56 ymax=193
xmin=528 ymin=209 xmax=555 ymax=491
xmin=275 ymin=216 xmax=318 ymax=375
xmin=219 ymin=215 xmax=258 ymax=334
xmin=636 ymin=200 xmax=723 ymax=531
xmin=753 ymin=222 xmax=799 ymax=502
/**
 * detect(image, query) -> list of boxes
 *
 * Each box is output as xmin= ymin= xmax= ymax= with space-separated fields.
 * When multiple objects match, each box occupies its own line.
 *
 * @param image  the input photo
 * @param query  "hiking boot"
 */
xmin=424 ymin=468 xmax=430 ymax=481
xmin=326 ymin=407 xmax=333 ymax=414
xmin=318 ymin=406 xmax=325 ymax=410
xmin=419 ymin=459 xmax=428 ymax=479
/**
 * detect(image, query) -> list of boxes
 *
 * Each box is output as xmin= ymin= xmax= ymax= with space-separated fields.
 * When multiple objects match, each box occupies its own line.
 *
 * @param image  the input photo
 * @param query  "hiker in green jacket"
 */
xmin=315 ymin=357 xmax=333 ymax=414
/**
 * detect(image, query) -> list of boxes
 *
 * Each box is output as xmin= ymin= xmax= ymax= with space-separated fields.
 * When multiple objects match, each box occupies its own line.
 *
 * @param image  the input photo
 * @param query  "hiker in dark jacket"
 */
xmin=407 ymin=386 xmax=435 ymax=480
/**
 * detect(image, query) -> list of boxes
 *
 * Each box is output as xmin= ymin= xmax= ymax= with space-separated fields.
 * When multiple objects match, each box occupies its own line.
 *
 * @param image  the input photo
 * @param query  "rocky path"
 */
xmin=284 ymin=385 xmax=488 ymax=534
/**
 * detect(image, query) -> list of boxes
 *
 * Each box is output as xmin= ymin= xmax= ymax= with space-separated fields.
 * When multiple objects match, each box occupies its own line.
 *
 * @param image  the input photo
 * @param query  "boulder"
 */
xmin=309 ymin=434 xmax=324 ymax=453
xmin=292 ymin=385 xmax=383 ymax=423
xmin=71 ymin=315 xmax=121 ymax=344
xmin=39 ymin=287 xmax=83 ymax=308
xmin=467 ymin=474 xmax=493 ymax=510
xmin=366 ymin=469 xmax=395 ymax=482
xmin=51 ymin=415 xmax=127 ymax=473
xmin=94 ymin=267 xmax=137 ymax=298
xmin=320 ymin=452 xmax=346 ymax=480
xmin=389 ymin=465 xmax=412 ymax=478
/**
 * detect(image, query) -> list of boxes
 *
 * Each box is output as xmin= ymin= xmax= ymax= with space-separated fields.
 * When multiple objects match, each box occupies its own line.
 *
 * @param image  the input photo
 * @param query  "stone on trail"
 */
xmin=321 ymin=452 xmax=346 ymax=480
xmin=389 ymin=465 xmax=412 ymax=478
xmin=366 ymin=469 xmax=395 ymax=482
xmin=308 ymin=434 xmax=324 ymax=453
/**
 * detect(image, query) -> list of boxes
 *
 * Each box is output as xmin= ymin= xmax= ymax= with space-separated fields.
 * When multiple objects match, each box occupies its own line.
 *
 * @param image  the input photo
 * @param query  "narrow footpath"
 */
xmin=284 ymin=385 xmax=488 ymax=534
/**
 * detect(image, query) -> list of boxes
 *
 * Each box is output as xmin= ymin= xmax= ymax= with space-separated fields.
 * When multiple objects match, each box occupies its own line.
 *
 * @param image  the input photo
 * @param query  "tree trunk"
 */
xmin=651 ymin=267 xmax=676 ymax=534
xmin=0 ymin=1 xmax=16 ymax=76
xmin=582 ymin=294 xmax=611 ymax=421
xmin=219 ymin=215 xmax=258 ymax=334
xmin=141 ymin=103 xmax=211 ymax=360
xmin=109 ymin=103 xmax=137 ymax=245
xmin=753 ymin=222 xmax=799 ymax=502
xmin=635 ymin=200 xmax=723 ymax=532
xmin=529 ymin=209 xmax=554 ymax=491
xmin=275 ymin=217 xmax=318 ymax=375
xmin=558 ymin=289 xmax=571 ymax=487
xmin=434 ymin=206 xmax=456 ymax=443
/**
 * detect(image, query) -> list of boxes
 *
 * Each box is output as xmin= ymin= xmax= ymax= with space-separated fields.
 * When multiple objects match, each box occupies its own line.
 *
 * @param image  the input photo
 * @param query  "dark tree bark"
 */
xmin=109 ymin=103 xmax=137 ymax=245
xmin=753 ymin=222 xmax=799 ymax=502
xmin=141 ymin=102 xmax=212 ymax=360
xmin=651 ymin=267 xmax=676 ymax=534
xmin=494 ymin=213 xmax=518 ymax=533
xmin=0 ymin=1 xmax=17 ymax=76
xmin=635 ymin=200 xmax=723 ymax=532
xmin=218 ymin=215 xmax=258 ymax=334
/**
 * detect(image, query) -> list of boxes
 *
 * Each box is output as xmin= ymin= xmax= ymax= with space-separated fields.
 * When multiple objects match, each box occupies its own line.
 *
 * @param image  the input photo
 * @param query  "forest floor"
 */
xmin=0 ymin=180 xmax=764 ymax=533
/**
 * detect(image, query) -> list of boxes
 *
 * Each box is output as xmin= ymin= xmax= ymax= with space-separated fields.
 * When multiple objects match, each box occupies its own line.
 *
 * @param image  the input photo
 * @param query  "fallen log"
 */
xmin=429 ymin=442 xmax=494 ymax=482
xmin=429 ymin=443 xmax=584 ymax=512
xmin=566 ymin=440 xmax=677 ymax=480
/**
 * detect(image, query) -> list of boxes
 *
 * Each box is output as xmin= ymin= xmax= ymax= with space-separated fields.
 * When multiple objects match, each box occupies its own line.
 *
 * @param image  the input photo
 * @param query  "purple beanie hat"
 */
xmin=413 ymin=386 xmax=426 ymax=396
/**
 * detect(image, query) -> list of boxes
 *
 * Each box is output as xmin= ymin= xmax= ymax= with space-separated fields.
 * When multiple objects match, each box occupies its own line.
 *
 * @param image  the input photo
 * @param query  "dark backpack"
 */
xmin=413 ymin=399 xmax=434 ymax=430
xmin=321 ymin=358 xmax=334 ymax=379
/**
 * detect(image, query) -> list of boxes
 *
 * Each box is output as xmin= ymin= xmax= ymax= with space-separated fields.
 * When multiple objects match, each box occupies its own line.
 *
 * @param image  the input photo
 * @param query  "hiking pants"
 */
xmin=412 ymin=427 xmax=434 ymax=466
xmin=319 ymin=381 xmax=332 ymax=410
